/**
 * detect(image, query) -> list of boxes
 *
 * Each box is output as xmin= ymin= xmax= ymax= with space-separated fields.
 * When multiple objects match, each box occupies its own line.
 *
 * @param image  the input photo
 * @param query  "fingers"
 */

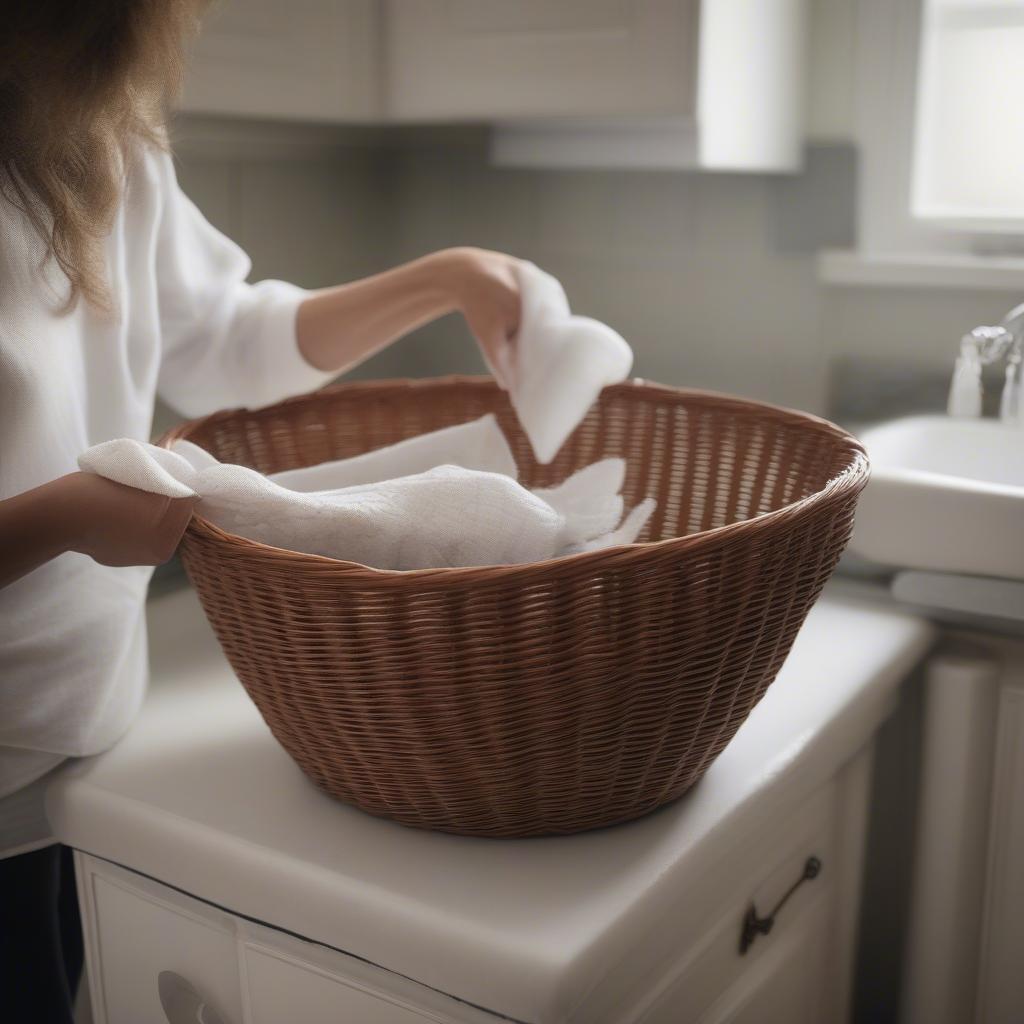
xmin=152 ymin=496 xmax=198 ymax=564
xmin=493 ymin=336 xmax=516 ymax=392
xmin=161 ymin=495 xmax=199 ymax=539
xmin=455 ymin=250 xmax=522 ymax=392
xmin=162 ymin=495 xmax=198 ymax=533
xmin=479 ymin=323 xmax=515 ymax=391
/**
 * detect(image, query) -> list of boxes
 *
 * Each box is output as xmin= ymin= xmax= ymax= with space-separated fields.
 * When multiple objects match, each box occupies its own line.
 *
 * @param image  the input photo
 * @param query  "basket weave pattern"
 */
xmin=162 ymin=377 xmax=869 ymax=837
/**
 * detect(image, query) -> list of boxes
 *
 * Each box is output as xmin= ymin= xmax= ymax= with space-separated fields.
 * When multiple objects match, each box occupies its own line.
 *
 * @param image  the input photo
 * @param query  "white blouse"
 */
xmin=0 ymin=144 xmax=335 ymax=856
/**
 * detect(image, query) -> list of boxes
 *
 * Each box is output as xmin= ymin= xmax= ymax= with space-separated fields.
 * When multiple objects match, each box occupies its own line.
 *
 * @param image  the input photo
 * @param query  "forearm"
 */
xmin=296 ymin=251 xmax=464 ymax=373
xmin=0 ymin=475 xmax=77 ymax=588
xmin=1 ymin=472 xmax=197 ymax=588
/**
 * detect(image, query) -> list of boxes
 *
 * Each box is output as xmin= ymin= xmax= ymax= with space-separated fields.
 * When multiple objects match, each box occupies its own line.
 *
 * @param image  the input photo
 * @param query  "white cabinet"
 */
xmin=77 ymin=862 xmax=244 ymax=1024
xmin=383 ymin=1 xmax=699 ymax=121
xmin=76 ymin=857 xmax=494 ymax=1024
xmin=490 ymin=0 xmax=809 ymax=171
xmin=976 ymin=684 xmax=1024 ymax=1023
xmin=178 ymin=0 xmax=808 ymax=172
xmin=181 ymin=0 xmax=380 ymax=122
xmin=73 ymin=745 xmax=871 ymax=1024
xmin=617 ymin=748 xmax=872 ymax=1024
xmin=900 ymin=641 xmax=1024 ymax=1024
xmin=244 ymin=946 xmax=430 ymax=1024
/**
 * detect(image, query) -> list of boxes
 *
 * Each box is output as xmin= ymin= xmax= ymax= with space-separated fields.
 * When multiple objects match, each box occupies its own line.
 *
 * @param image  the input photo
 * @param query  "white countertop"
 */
xmin=47 ymin=581 xmax=934 ymax=1023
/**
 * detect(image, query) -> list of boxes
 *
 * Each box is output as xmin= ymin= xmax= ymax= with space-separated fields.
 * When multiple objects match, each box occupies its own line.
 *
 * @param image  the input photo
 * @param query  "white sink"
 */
xmin=851 ymin=415 xmax=1024 ymax=580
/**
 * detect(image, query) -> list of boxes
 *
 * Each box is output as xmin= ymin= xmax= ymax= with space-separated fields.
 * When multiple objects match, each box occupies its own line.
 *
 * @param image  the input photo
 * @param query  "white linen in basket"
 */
xmin=78 ymin=416 xmax=655 ymax=570
xmin=496 ymin=262 xmax=634 ymax=465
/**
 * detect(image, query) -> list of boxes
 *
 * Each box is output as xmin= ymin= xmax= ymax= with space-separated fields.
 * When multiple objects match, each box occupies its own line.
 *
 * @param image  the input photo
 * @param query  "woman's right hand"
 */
xmin=0 ymin=472 xmax=197 ymax=588
xmin=64 ymin=472 xmax=197 ymax=567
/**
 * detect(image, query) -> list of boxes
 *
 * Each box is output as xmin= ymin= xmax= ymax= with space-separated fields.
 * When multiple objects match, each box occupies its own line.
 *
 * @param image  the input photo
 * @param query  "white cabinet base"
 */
xmin=74 ymin=743 xmax=875 ymax=1024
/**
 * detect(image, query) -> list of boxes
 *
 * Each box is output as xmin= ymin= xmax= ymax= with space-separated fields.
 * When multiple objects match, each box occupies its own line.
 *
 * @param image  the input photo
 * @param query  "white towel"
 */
xmin=561 ymin=498 xmax=658 ymax=555
xmin=78 ymin=419 xmax=655 ymax=570
xmin=187 ymin=461 xmax=569 ymax=570
xmin=270 ymin=414 xmax=518 ymax=491
xmin=78 ymin=415 xmax=514 ymax=498
xmin=500 ymin=262 xmax=633 ymax=465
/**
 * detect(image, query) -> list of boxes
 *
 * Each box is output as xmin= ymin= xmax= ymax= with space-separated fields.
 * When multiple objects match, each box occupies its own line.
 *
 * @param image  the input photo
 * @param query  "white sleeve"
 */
xmin=153 ymin=150 xmax=336 ymax=418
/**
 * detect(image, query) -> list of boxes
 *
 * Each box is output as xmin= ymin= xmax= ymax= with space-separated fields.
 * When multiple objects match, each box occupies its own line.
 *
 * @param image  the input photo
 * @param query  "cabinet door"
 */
xmin=701 ymin=912 xmax=831 ymax=1024
xmin=76 ymin=855 xmax=496 ymax=1024
xmin=607 ymin=746 xmax=876 ymax=1024
xmin=636 ymin=845 xmax=834 ymax=1024
xmin=79 ymin=859 xmax=243 ymax=1024
xmin=976 ymin=685 xmax=1024 ymax=1023
xmin=244 ymin=947 xmax=434 ymax=1023
xmin=180 ymin=0 xmax=380 ymax=122
xmin=385 ymin=0 xmax=699 ymax=121
xmin=239 ymin=923 xmax=499 ymax=1024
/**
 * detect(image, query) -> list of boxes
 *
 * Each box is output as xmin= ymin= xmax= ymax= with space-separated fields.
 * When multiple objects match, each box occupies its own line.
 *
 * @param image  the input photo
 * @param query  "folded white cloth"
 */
xmin=270 ymin=413 xmax=518 ymax=491
xmin=499 ymin=262 xmax=633 ymax=465
xmin=79 ymin=418 xmax=655 ymax=570
xmin=561 ymin=498 xmax=658 ymax=556
xmin=78 ymin=415 xmax=515 ymax=498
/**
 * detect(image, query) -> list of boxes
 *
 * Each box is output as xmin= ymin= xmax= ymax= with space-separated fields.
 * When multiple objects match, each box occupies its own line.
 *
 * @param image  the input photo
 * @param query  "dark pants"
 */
xmin=0 ymin=844 xmax=84 ymax=1024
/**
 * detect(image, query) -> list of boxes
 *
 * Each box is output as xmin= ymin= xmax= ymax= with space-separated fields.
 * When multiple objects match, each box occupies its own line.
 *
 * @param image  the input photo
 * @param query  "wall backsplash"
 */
xmin=161 ymin=116 xmax=1018 ymax=436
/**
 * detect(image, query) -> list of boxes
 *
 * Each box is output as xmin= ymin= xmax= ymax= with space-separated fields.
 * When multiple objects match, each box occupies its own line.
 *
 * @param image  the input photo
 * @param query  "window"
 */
xmin=820 ymin=0 xmax=1024 ymax=289
xmin=913 ymin=0 xmax=1024 ymax=229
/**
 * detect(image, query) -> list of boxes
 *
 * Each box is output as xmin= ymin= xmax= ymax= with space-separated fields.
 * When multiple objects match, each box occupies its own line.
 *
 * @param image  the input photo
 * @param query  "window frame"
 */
xmin=910 ymin=0 xmax=1024 ymax=233
xmin=819 ymin=0 xmax=1024 ymax=290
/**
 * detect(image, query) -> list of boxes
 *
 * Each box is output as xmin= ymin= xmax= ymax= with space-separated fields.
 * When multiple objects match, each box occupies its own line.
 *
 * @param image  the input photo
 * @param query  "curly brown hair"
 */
xmin=0 ymin=1 xmax=204 ymax=311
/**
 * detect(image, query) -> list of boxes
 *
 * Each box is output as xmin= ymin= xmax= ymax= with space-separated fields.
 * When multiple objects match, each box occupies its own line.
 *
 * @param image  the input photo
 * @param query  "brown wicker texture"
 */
xmin=160 ymin=376 xmax=869 ymax=837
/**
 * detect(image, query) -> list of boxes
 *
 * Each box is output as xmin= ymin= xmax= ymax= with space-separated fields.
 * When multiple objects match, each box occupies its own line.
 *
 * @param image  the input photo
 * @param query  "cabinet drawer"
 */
xmin=238 ymin=921 xmax=497 ymax=1023
xmin=385 ymin=0 xmax=699 ymax=121
xmin=243 ymin=945 xmax=435 ymax=1023
xmin=181 ymin=0 xmax=379 ymax=122
xmin=573 ymin=747 xmax=875 ymax=1023
xmin=638 ymin=793 xmax=836 ymax=1023
xmin=80 ymin=860 xmax=243 ymax=1024
xmin=632 ymin=747 xmax=874 ymax=1024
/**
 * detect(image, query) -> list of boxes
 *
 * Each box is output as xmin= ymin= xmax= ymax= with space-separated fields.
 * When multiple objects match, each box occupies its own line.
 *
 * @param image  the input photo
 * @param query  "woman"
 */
xmin=0 ymin=3 xmax=521 ymax=1018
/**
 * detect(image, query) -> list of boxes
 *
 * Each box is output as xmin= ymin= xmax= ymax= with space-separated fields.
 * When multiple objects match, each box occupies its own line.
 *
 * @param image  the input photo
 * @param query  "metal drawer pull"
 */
xmin=739 ymin=856 xmax=822 ymax=955
xmin=158 ymin=971 xmax=228 ymax=1024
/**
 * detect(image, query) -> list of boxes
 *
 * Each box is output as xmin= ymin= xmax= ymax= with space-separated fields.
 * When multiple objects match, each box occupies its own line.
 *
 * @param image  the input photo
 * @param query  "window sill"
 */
xmin=818 ymin=249 xmax=1024 ymax=291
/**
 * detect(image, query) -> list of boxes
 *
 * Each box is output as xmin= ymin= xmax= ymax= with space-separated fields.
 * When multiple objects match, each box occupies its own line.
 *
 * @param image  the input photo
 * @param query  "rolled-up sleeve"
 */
xmin=154 ymin=151 xmax=336 ymax=418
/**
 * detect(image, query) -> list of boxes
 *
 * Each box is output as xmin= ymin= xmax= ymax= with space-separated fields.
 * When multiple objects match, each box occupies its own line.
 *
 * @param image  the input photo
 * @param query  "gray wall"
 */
xmin=170 ymin=124 xmax=1012 ymax=426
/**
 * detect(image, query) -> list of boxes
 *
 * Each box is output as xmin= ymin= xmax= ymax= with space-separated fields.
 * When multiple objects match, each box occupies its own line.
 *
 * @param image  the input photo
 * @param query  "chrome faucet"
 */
xmin=948 ymin=301 xmax=1024 ymax=423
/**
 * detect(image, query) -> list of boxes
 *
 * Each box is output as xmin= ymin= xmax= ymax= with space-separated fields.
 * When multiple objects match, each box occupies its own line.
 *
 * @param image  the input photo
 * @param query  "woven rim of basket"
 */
xmin=158 ymin=376 xmax=870 ymax=583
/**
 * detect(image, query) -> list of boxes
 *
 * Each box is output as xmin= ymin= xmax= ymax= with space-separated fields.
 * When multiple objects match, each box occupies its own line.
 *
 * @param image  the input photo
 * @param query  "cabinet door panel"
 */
xmin=88 ymin=871 xmax=242 ymax=1024
xmin=703 ymin=913 xmax=829 ymax=1024
xmin=977 ymin=686 xmax=1024 ymax=1023
xmin=244 ymin=946 xmax=436 ymax=1023
xmin=638 ymin=849 xmax=833 ymax=1024
xmin=618 ymin=761 xmax=871 ymax=1024
xmin=385 ymin=0 xmax=698 ymax=121
xmin=181 ymin=0 xmax=379 ymax=122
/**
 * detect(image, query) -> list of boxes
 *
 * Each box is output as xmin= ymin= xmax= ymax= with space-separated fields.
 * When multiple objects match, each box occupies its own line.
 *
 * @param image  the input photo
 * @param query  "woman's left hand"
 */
xmin=441 ymin=247 xmax=522 ymax=390
xmin=297 ymin=246 xmax=523 ymax=386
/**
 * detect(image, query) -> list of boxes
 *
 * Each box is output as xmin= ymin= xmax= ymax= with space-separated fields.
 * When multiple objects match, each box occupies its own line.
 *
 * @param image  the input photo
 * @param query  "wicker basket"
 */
xmin=160 ymin=376 xmax=868 ymax=837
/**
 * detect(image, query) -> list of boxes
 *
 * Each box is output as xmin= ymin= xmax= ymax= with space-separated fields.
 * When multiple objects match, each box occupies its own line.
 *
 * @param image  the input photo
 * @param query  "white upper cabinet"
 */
xmin=490 ymin=0 xmax=809 ymax=172
xmin=181 ymin=0 xmax=381 ymax=122
xmin=383 ymin=0 xmax=699 ymax=121
xmin=178 ymin=0 xmax=808 ymax=171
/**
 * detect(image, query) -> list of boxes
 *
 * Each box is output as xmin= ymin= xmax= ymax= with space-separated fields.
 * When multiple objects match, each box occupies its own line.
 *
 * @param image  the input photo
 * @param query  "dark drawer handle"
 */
xmin=739 ymin=856 xmax=822 ymax=955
